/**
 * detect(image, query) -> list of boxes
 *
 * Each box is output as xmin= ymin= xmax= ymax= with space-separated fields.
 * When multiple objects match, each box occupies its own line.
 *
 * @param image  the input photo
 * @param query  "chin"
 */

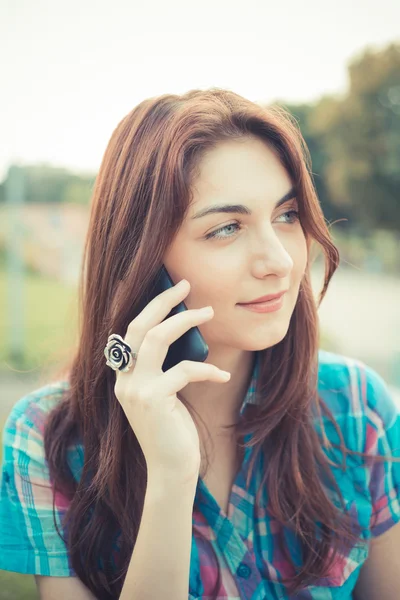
xmin=241 ymin=322 xmax=290 ymax=351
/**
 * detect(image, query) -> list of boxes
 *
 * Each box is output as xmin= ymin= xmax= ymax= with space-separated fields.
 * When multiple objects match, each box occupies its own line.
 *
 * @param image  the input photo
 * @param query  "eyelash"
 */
xmin=205 ymin=210 xmax=300 ymax=240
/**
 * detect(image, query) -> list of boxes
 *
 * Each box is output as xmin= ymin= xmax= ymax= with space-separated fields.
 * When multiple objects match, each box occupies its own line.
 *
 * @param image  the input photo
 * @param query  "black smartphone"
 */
xmin=143 ymin=265 xmax=209 ymax=372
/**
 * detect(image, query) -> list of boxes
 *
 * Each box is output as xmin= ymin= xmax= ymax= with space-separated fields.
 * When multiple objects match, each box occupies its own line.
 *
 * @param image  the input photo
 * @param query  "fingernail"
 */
xmin=220 ymin=371 xmax=231 ymax=380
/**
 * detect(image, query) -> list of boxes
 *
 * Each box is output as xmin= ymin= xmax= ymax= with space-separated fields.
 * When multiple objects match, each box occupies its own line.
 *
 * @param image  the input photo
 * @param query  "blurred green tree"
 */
xmin=309 ymin=43 xmax=400 ymax=231
xmin=0 ymin=164 xmax=95 ymax=205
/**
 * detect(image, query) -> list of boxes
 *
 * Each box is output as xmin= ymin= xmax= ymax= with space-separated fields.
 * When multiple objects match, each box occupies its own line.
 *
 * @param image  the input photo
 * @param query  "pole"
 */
xmin=5 ymin=164 xmax=25 ymax=367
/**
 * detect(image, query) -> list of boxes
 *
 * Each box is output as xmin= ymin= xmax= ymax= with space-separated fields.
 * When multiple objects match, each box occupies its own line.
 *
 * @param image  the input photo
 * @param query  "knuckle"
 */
xmin=137 ymin=387 xmax=152 ymax=406
xmin=145 ymin=326 xmax=164 ymax=344
xmin=114 ymin=380 xmax=125 ymax=402
xmin=153 ymin=292 xmax=170 ymax=309
xmin=179 ymin=360 xmax=191 ymax=372
xmin=126 ymin=319 xmax=141 ymax=336
xmin=134 ymin=386 xmax=145 ymax=403
xmin=180 ymin=360 xmax=195 ymax=378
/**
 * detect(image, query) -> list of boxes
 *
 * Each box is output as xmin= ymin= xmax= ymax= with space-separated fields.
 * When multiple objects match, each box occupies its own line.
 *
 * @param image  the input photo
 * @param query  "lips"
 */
xmin=238 ymin=291 xmax=287 ymax=305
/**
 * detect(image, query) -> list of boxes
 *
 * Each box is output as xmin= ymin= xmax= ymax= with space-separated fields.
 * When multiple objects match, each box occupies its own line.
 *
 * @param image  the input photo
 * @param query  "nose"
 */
xmin=250 ymin=231 xmax=294 ymax=278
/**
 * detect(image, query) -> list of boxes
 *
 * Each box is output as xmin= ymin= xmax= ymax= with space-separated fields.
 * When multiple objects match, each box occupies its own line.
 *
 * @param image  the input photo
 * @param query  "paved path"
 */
xmin=310 ymin=263 xmax=400 ymax=386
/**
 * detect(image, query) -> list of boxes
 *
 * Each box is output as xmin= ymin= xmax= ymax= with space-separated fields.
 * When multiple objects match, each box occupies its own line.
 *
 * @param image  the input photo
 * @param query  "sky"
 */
xmin=1 ymin=0 xmax=399 ymax=181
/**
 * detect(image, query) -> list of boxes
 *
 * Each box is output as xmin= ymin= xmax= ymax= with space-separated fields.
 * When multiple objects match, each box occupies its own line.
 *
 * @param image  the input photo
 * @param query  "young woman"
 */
xmin=1 ymin=88 xmax=399 ymax=600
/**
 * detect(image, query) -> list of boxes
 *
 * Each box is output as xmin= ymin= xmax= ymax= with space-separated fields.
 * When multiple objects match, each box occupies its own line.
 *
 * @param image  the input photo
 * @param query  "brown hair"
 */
xmin=43 ymin=88 xmax=383 ymax=599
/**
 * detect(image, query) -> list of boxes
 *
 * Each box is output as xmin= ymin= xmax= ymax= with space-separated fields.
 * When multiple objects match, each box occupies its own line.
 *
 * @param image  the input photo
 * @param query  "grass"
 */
xmin=0 ymin=569 xmax=38 ymax=600
xmin=0 ymin=262 xmax=78 ymax=373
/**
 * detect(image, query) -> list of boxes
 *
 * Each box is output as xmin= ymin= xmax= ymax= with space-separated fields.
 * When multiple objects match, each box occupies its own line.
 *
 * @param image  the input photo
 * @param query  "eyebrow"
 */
xmin=190 ymin=186 xmax=297 ymax=220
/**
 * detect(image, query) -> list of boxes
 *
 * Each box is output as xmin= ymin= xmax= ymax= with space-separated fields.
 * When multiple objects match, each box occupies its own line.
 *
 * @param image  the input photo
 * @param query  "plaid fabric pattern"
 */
xmin=1 ymin=349 xmax=400 ymax=599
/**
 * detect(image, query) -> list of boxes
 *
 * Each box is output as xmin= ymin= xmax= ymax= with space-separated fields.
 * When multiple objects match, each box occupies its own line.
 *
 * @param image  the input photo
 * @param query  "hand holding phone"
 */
xmin=113 ymin=272 xmax=230 ymax=482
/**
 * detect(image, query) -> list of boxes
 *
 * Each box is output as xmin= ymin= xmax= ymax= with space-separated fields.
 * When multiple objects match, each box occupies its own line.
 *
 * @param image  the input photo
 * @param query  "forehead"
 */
xmin=189 ymin=137 xmax=292 ymax=209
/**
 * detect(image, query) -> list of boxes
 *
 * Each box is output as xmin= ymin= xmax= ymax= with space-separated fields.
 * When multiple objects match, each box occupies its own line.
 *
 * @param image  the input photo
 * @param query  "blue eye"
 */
xmin=278 ymin=210 xmax=300 ymax=225
xmin=205 ymin=210 xmax=300 ymax=240
xmin=205 ymin=222 xmax=242 ymax=240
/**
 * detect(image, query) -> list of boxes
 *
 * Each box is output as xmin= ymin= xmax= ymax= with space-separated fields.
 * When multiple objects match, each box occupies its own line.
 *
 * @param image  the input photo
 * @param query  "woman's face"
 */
xmin=163 ymin=136 xmax=308 ymax=357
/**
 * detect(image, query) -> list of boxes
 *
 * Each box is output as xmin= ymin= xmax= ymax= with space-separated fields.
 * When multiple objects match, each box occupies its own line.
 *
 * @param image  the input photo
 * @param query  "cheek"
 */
xmin=185 ymin=270 xmax=239 ymax=313
xmin=291 ymin=233 xmax=308 ymax=275
xmin=198 ymin=273 xmax=236 ymax=303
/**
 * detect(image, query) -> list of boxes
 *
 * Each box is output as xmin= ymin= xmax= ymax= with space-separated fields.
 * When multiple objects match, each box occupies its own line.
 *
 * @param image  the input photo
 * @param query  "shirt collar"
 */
xmin=239 ymin=351 xmax=260 ymax=416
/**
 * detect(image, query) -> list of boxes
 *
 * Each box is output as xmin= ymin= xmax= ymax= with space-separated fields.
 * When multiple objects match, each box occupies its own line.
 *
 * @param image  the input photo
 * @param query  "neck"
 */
xmin=180 ymin=350 xmax=256 ymax=429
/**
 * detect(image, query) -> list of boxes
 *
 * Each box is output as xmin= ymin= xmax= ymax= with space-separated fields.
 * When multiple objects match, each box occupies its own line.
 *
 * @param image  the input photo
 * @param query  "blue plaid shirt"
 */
xmin=1 ymin=349 xmax=400 ymax=599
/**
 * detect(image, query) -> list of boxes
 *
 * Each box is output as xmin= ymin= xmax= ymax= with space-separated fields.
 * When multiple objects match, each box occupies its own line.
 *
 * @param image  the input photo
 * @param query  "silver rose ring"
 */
xmin=104 ymin=333 xmax=138 ymax=373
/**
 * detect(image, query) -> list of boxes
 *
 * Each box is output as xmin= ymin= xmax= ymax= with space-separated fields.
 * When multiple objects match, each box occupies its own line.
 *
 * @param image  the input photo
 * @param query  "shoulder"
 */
xmin=316 ymin=349 xmax=400 ymax=452
xmin=6 ymin=379 xmax=70 ymax=421
xmin=0 ymin=380 xmax=78 ymax=576
xmin=3 ymin=380 xmax=70 ymax=444
xmin=316 ymin=349 xmax=400 ymax=539
xmin=2 ymin=380 xmax=71 ymax=475
xmin=2 ymin=378 xmax=84 ymax=489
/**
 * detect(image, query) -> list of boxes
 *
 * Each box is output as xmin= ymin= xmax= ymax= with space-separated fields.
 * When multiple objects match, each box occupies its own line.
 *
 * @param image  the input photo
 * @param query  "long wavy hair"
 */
xmin=43 ymin=88 xmax=381 ymax=599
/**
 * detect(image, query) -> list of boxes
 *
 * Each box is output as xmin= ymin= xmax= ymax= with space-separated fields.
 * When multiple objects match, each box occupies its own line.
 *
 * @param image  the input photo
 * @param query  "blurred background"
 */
xmin=1 ymin=0 xmax=399 ymax=597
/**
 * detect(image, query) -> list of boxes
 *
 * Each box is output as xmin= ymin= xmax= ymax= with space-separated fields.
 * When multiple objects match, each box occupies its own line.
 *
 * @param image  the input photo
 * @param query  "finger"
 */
xmin=117 ymin=279 xmax=191 ymax=378
xmin=136 ymin=306 xmax=214 ymax=375
xmin=149 ymin=360 xmax=231 ymax=404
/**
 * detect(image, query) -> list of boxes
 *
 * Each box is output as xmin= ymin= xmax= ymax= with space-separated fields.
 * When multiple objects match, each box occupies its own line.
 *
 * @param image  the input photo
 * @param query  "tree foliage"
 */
xmin=282 ymin=42 xmax=400 ymax=232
